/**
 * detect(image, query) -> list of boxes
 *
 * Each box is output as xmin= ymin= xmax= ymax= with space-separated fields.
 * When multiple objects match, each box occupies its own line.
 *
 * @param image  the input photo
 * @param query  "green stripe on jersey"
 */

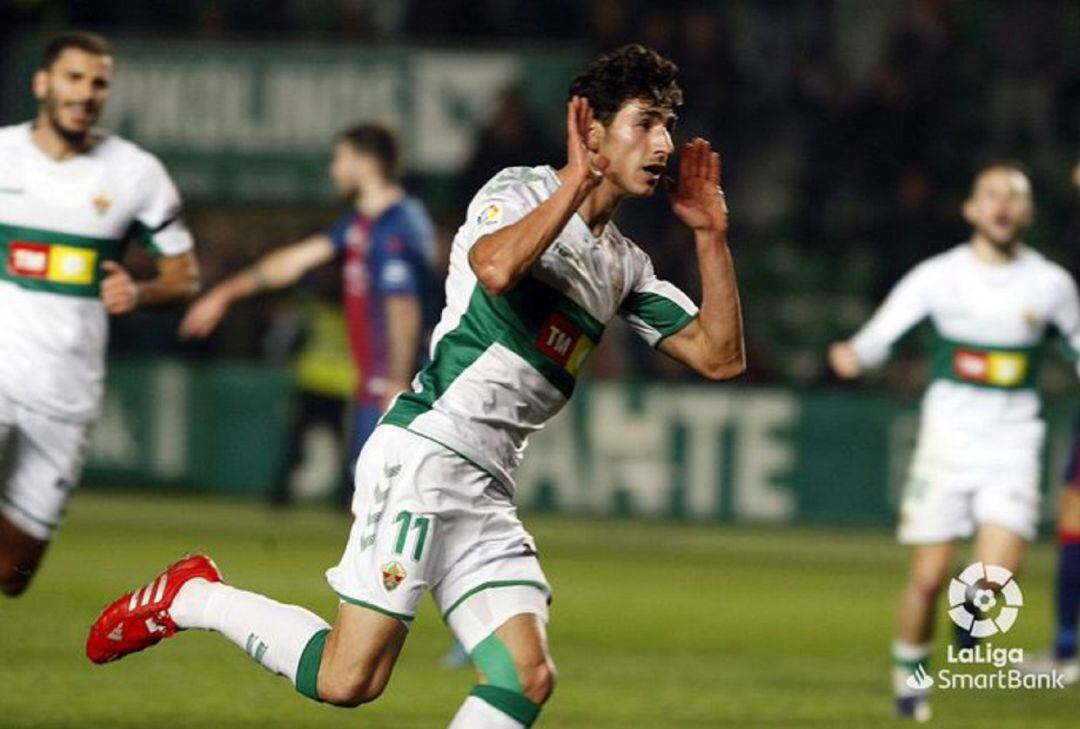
xmin=384 ymin=277 xmax=605 ymax=427
xmin=621 ymin=290 xmax=695 ymax=341
xmin=0 ymin=223 xmax=124 ymax=297
xmin=931 ymin=333 xmax=1040 ymax=390
xmin=0 ymin=222 xmax=123 ymax=250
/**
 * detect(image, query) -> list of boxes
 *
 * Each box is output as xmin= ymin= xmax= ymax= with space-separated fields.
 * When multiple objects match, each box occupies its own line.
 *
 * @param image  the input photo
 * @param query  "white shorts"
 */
xmin=0 ymin=394 xmax=91 ymax=541
xmin=897 ymin=420 xmax=1043 ymax=544
xmin=326 ymin=425 xmax=550 ymax=646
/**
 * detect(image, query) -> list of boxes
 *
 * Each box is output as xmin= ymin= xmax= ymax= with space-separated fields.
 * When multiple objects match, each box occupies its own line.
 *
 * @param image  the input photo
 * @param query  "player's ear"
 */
xmin=32 ymin=69 xmax=48 ymax=101
xmin=961 ymin=197 xmax=977 ymax=227
xmin=586 ymin=119 xmax=602 ymax=153
xmin=1020 ymin=199 xmax=1035 ymax=228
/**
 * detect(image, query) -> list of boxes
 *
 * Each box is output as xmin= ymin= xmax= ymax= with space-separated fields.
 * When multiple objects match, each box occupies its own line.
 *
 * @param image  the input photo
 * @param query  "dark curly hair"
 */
xmin=568 ymin=44 xmax=683 ymax=125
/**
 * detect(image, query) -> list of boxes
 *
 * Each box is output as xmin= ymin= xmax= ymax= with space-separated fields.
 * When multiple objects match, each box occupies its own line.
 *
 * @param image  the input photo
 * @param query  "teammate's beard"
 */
xmin=42 ymin=92 xmax=96 ymax=149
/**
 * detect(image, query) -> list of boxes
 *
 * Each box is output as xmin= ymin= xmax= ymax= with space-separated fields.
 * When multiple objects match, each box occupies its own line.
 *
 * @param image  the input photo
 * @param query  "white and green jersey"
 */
xmin=384 ymin=165 xmax=698 ymax=490
xmin=0 ymin=122 xmax=193 ymax=422
xmin=851 ymin=243 xmax=1080 ymax=444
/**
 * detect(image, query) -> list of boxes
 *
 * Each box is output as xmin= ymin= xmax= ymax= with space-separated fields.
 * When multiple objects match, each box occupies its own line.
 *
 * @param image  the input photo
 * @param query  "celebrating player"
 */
xmin=178 ymin=123 xmax=438 ymax=504
xmin=829 ymin=163 xmax=1080 ymax=720
xmin=86 ymin=44 xmax=744 ymax=728
xmin=0 ymin=32 xmax=199 ymax=597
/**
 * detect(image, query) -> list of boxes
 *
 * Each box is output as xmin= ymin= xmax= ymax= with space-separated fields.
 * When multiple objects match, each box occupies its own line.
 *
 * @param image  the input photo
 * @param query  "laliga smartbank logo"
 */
xmin=905 ymin=563 xmax=1067 ymax=692
xmin=947 ymin=562 xmax=1022 ymax=637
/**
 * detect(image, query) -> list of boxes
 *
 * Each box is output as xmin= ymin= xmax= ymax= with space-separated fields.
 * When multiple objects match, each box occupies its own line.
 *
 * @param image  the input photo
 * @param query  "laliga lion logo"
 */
xmin=947 ymin=562 xmax=1023 ymax=637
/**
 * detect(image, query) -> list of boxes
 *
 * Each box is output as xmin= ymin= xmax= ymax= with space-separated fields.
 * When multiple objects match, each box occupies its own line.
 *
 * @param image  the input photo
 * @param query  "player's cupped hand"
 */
xmin=669 ymin=138 xmax=727 ymax=235
xmin=566 ymin=96 xmax=609 ymax=190
xmin=100 ymin=261 xmax=138 ymax=315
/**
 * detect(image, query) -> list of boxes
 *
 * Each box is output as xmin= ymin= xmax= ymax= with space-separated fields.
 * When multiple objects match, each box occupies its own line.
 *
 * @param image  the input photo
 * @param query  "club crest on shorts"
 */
xmin=381 ymin=561 xmax=406 ymax=591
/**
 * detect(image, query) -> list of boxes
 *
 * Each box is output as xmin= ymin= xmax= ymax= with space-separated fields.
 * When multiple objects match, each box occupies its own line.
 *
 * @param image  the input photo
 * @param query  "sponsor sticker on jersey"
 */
xmin=49 ymin=246 xmax=97 ymax=284
xmin=7 ymin=241 xmax=97 ymax=285
xmin=953 ymin=348 xmax=1028 ymax=387
xmin=8 ymin=242 xmax=50 ymax=278
xmin=537 ymin=312 xmax=594 ymax=375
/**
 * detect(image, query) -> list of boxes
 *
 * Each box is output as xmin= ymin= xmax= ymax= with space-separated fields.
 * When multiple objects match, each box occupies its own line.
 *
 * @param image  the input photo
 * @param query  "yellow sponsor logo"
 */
xmin=986 ymin=352 xmax=1027 ymax=386
xmin=565 ymin=336 xmax=594 ymax=376
xmin=47 ymin=246 xmax=97 ymax=285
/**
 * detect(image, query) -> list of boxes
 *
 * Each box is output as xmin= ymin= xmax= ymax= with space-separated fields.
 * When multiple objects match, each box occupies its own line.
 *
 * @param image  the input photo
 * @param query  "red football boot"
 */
xmin=86 ymin=554 xmax=223 ymax=664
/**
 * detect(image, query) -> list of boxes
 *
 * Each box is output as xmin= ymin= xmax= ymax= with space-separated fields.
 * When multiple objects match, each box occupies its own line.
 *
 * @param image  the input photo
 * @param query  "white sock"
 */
xmin=891 ymin=638 xmax=933 ymax=699
xmin=172 ymin=578 xmax=329 ymax=684
xmin=448 ymin=696 xmax=527 ymax=729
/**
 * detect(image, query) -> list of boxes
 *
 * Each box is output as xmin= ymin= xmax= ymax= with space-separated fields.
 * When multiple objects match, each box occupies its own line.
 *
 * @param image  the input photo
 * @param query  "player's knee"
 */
xmin=906 ymin=574 xmax=944 ymax=603
xmin=1060 ymin=490 xmax=1080 ymax=530
xmin=317 ymin=666 xmax=386 ymax=708
xmin=518 ymin=658 xmax=557 ymax=705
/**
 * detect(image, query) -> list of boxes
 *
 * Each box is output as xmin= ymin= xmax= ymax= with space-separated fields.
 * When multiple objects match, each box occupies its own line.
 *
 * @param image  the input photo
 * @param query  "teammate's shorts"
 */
xmin=897 ymin=418 xmax=1043 ymax=544
xmin=326 ymin=424 xmax=550 ymax=645
xmin=1062 ymin=413 xmax=1080 ymax=490
xmin=0 ymin=393 xmax=91 ymax=541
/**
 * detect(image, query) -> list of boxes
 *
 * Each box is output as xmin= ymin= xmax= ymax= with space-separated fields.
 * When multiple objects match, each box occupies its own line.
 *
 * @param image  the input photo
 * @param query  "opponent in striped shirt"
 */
xmin=179 ymin=123 xmax=438 ymax=502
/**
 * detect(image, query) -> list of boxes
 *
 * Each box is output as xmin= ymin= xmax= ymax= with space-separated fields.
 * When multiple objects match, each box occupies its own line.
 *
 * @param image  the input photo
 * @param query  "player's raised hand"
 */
xmin=669 ymin=138 xmax=727 ymax=235
xmin=565 ymin=95 xmax=608 ymax=190
xmin=100 ymin=261 xmax=138 ymax=314
xmin=828 ymin=341 xmax=863 ymax=379
xmin=178 ymin=288 xmax=231 ymax=339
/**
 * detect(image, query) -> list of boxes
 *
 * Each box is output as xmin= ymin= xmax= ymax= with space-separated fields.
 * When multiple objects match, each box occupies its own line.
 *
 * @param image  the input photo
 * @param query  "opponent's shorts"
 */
xmin=897 ymin=419 xmax=1043 ymax=544
xmin=326 ymin=425 xmax=550 ymax=648
xmin=1062 ymin=414 xmax=1080 ymax=490
xmin=0 ymin=393 xmax=91 ymax=541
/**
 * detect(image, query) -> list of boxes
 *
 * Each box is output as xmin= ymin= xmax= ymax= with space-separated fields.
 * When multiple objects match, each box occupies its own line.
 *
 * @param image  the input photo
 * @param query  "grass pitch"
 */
xmin=0 ymin=490 xmax=1074 ymax=728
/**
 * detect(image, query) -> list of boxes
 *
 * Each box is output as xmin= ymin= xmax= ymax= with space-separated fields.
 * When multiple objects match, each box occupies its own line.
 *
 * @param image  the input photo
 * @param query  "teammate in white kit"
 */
xmin=87 ymin=44 xmax=745 ymax=727
xmin=829 ymin=163 xmax=1080 ymax=721
xmin=0 ymin=33 xmax=199 ymax=597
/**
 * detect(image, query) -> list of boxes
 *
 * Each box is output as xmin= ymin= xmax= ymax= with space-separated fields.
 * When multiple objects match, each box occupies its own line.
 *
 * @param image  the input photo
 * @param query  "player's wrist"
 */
xmin=220 ymin=275 xmax=253 ymax=301
xmin=561 ymin=165 xmax=598 ymax=194
xmin=693 ymin=225 xmax=729 ymax=247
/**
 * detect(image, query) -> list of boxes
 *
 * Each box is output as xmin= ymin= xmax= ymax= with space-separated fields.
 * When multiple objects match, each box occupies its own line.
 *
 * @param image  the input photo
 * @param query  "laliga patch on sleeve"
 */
xmin=476 ymin=203 xmax=503 ymax=227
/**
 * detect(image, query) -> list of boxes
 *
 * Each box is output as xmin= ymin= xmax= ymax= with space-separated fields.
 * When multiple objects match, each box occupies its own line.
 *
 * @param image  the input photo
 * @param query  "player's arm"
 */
xmin=1049 ymin=271 xmax=1080 ymax=376
xmin=828 ymin=263 xmax=934 ymax=379
xmin=382 ymin=295 xmax=422 ymax=410
xmin=101 ymin=252 xmax=200 ymax=314
xmin=655 ymin=139 xmax=745 ymax=381
xmin=102 ymin=155 xmax=202 ymax=315
xmin=468 ymin=96 xmax=608 ymax=295
xmin=179 ymin=234 xmax=336 ymax=339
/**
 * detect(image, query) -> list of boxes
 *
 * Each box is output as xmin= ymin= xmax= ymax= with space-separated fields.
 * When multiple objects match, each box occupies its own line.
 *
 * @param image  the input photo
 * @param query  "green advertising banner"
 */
xmin=5 ymin=36 xmax=584 ymax=202
xmin=85 ymin=360 xmax=1079 ymax=529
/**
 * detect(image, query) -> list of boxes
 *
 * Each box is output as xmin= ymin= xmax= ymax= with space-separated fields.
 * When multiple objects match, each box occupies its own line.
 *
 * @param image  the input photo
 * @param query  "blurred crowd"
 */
xmin=8 ymin=0 xmax=1080 ymax=391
